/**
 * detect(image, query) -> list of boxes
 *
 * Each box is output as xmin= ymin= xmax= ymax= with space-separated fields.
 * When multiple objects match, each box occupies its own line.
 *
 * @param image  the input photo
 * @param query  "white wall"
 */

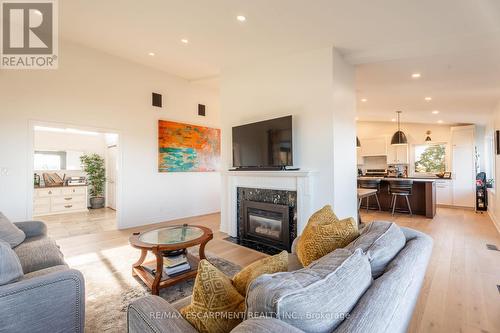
xmin=220 ymin=47 xmax=357 ymax=222
xmin=0 ymin=41 xmax=221 ymax=228
xmin=34 ymin=130 xmax=107 ymax=156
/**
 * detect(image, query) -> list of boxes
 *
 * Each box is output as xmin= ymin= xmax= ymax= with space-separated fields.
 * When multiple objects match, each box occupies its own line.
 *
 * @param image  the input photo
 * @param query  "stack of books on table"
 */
xmin=163 ymin=254 xmax=191 ymax=276
xmin=142 ymin=254 xmax=191 ymax=277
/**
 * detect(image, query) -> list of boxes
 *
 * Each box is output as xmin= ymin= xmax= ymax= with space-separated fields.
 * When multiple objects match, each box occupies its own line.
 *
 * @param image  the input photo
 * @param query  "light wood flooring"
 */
xmin=39 ymin=207 xmax=499 ymax=333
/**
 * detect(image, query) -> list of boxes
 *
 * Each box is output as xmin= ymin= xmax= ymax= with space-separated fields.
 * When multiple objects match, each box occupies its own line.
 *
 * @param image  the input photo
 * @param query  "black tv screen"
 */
xmin=232 ymin=116 xmax=293 ymax=168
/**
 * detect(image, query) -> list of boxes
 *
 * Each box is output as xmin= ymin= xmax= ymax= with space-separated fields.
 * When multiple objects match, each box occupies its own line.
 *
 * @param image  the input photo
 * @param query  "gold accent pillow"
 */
xmin=180 ymin=259 xmax=245 ymax=333
xmin=232 ymin=250 xmax=288 ymax=295
xmin=297 ymin=205 xmax=359 ymax=266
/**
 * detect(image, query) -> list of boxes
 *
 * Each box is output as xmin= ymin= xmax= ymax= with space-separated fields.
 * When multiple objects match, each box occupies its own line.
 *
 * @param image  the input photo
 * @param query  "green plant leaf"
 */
xmin=80 ymin=153 xmax=106 ymax=198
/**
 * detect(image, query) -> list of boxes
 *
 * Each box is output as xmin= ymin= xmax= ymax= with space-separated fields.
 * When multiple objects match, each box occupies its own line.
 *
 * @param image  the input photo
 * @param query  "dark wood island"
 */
xmin=358 ymin=177 xmax=436 ymax=218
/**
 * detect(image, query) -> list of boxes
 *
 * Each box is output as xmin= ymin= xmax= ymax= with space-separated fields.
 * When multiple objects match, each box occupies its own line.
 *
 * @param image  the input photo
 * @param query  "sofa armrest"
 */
xmin=128 ymin=296 xmax=197 ymax=333
xmin=13 ymin=221 xmax=47 ymax=238
xmin=0 ymin=268 xmax=84 ymax=333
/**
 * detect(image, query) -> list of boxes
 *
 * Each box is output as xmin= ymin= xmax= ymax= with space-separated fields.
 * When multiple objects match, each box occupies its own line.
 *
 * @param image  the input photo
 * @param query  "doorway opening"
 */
xmin=30 ymin=122 xmax=120 ymax=239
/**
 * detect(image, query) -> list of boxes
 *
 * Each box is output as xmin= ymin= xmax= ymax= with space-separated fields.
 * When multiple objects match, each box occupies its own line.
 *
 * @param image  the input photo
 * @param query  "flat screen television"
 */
xmin=232 ymin=116 xmax=293 ymax=169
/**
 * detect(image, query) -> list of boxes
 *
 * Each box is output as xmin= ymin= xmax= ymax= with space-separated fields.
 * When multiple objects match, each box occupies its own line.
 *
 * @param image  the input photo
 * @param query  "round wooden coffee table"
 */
xmin=129 ymin=224 xmax=213 ymax=295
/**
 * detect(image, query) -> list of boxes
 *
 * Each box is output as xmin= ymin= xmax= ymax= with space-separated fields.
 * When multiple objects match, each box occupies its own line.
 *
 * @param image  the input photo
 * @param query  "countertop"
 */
xmin=358 ymin=176 xmax=438 ymax=182
xmin=34 ymin=184 xmax=87 ymax=189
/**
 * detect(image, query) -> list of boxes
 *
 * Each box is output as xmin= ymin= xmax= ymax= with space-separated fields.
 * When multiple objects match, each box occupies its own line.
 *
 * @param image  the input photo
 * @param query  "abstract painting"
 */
xmin=158 ymin=120 xmax=221 ymax=172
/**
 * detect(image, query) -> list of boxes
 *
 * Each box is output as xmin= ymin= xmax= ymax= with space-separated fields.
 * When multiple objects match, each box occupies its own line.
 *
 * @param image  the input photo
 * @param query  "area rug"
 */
xmin=66 ymin=245 xmax=241 ymax=333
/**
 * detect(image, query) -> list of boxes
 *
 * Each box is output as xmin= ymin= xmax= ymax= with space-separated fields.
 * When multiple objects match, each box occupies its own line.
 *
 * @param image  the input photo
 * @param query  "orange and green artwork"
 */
xmin=158 ymin=120 xmax=221 ymax=172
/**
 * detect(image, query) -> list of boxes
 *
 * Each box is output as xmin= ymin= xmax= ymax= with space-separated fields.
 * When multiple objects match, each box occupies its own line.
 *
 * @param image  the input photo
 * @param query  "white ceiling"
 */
xmin=60 ymin=0 xmax=500 ymax=125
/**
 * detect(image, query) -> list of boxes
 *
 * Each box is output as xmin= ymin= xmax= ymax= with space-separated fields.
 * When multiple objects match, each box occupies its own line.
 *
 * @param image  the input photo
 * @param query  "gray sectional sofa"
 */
xmin=128 ymin=221 xmax=433 ymax=333
xmin=0 ymin=212 xmax=85 ymax=333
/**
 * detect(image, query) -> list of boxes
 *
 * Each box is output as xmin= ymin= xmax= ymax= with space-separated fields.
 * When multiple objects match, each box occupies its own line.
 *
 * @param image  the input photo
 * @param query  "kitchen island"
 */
xmin=358 ymin=177 xmax=436 ymax=218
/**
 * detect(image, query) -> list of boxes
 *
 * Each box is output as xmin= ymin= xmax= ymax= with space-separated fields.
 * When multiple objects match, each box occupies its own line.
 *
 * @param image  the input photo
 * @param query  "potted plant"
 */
xmin=80 ymin=153 xmax=106 ymax=209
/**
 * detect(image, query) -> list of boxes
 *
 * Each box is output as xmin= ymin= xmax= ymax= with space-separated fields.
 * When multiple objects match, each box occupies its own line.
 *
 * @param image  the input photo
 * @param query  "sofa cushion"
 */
xmin=232 ymin=250 xmax=288 ymax=295
xmin=297 ymin=205 xmax=359 ymax=266
xmin=246 ymin=248 xmax=372 ymax=333
xmin=0 ymin=239 xmax=23 ymax=286
xmin=345 ymin=221 xmax=406 ymax=278
xmin=13 ymin=235 xmax=65 ymax=274
xmin=0 ymin=212 xmax=25 ymax=248
xmin=180 ymin=259 xmax=245 ymax=333
xmin=231 ymin=317 xmax=305 ymax=333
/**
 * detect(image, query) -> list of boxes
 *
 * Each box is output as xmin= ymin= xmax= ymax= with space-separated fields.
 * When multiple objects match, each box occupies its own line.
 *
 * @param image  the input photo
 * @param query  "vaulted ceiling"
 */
xmin=60 ymin=0 xmax=500 ymax=124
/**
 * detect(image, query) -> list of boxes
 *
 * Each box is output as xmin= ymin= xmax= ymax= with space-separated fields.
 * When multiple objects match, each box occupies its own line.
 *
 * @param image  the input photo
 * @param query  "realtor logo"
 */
xmin=1 ymin=0 xmax=58 ymax=69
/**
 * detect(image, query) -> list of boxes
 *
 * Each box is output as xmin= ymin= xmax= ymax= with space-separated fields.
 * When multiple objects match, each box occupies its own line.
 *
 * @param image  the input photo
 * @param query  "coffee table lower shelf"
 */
xmin=132 ymin=254 xmax=200 ymax=294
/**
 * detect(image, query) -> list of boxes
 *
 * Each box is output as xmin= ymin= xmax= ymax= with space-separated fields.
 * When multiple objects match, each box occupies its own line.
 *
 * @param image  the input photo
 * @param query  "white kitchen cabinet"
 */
xmin=436 ymin=180 xmax=453 ymax=205
xmin=34 ymin=186 xmax=88 ymax=216
xmin=451 ymin=126 xmax=475 ymax=208
xmin=387 ymin=144 xmax=409 ymax=164
xmin=360 ymin=137 xmax=387 ymax=157
xmin=357 ymin=148 xmax=364 ymax=165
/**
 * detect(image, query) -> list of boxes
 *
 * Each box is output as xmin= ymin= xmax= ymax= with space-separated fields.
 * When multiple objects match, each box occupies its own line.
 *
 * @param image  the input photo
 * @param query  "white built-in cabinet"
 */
xmin=358 ymin=136 xmax=408 ymax=164
xmin=387 ymin=144 xmax=409 ymax=164
xmin=356 ymin=148 xmax=364 ymax=165
xmin=451 ymin=126 xmax=475 ymax=208
xmin=359 ymin=137 xmax=387 ymax=157
xmin=34 ymin=186 xmax=88 ymax=216
xmin=436 ymin=180 xmax=453 ymax=205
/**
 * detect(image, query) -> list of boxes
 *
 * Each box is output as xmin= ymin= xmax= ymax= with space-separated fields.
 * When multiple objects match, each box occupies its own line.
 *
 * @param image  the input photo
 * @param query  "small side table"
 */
xmin=129 ymin=224 xmax=213 ymax=295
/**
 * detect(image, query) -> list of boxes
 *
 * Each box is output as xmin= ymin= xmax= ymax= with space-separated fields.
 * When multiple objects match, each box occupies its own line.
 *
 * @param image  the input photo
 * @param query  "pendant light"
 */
xmin=356 ymin=136 xmax=361 ymax=148
xmin=425 ymin=130 xmax=432 ymax=142
xmin=391 ymin=111 xmax=408 ymax=145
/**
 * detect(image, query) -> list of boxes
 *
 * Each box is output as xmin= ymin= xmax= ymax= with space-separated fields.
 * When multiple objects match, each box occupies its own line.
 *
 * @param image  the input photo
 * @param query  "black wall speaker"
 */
xmin=198 ymin=104 xmax=206 ymax=116
xmin=496 ymin=130 xmax=500 ymax=155
xmin=152 ymin=93 xmax=162 ymax=108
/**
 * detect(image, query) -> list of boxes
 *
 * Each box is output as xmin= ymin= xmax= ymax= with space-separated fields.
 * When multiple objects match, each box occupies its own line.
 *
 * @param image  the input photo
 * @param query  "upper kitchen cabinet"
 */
xmin=357 ymin=148 xmax=364 ymax=165
xmin=360 ymin=136 xmax=387 ymax=157
xmin=387 ymin=144 xmax=409 ymax=164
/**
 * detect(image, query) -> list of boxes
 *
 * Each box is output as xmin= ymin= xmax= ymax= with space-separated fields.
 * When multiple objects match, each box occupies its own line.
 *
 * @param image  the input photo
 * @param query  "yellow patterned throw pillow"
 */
xmin=180 ymin=259 xmax=245 ymax=333
xmin=297 ymin=205 xmax=359 ymax=266
xmin=232 ymin=250 xmax=288 ymax=295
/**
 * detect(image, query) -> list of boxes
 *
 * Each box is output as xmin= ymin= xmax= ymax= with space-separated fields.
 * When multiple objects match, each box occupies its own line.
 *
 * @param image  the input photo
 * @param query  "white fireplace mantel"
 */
xmin=220 ymin=170 xmax=317 ymax=238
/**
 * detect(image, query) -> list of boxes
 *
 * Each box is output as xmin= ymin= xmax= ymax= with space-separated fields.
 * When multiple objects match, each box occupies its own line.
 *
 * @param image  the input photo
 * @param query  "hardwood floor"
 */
xmin=41 ymin=207 xmax=499 ymax=332
xmin=44 ymin=210 xmax=267 ymax=268
xmin=39 ymin=208 xmax=117 ymax=239
xmin=362 ymin=207 xmax=500 ymax=333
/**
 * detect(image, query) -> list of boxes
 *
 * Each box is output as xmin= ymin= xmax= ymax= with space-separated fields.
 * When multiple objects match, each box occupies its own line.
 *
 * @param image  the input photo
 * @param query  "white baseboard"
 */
xmin=488 ymin=210 xmax=500 ymax=234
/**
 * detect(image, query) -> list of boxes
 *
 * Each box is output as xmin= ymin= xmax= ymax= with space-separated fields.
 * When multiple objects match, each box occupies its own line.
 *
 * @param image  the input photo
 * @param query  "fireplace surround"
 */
xmin=230 ymin=187 xmax=297 ymax=254
xmin=221 ymin=169 xmax=316 ymax=253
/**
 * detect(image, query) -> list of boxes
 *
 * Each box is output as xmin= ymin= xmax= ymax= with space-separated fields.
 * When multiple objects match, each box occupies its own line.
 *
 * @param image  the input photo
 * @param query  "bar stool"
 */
xmin=358 ymin=179 xmax=381 ymax=212
xmin=388 ymin=180 xmax=413 ymax=216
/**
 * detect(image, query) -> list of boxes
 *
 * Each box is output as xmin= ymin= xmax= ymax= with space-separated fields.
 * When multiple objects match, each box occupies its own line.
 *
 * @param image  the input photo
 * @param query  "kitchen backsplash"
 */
xmin=359 ymin=156 xmax=388 ymax=172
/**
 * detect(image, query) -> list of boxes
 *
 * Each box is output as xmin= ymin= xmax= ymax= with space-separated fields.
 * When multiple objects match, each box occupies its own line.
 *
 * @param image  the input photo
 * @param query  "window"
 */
xmin=414 ymin=144 xmax=446 ymax=174
xmin=34 ymin=151 xmax=67 ymax=170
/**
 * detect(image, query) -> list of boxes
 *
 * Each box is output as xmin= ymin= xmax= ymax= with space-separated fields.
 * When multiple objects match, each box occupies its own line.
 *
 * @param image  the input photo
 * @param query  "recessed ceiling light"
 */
xmin=361 ymin=98 xmax=367 ymax=102
xmin=437 ymin=120 xmax=443 ymax=124
xmin=148 ymin=52 xmax=155 ymax=56
xmin=412 ymin=73 xmax=421 ymax=78
xmin=391 ymin=118 xmax=396 ymax=122
xmin=236 ymin=15 xmax=246 ymax=22
xmin=181 ymin=38 xmax=189 ymax=44
xmin=424 ymin=97 xmax=432 ymax=101
xmin=432 ymin=110 xmax=439 ymax=114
